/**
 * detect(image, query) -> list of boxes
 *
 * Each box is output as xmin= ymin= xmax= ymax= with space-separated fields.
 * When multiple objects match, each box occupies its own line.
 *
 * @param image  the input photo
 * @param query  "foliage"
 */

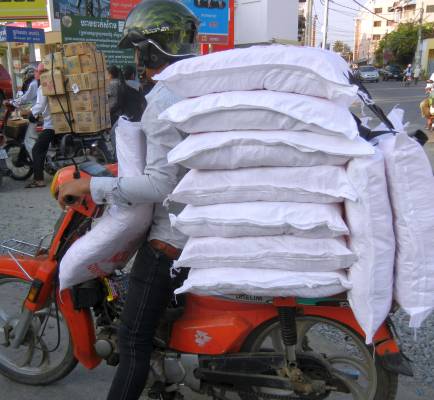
xmin=333 ymin=41 xmax=352 ymax=62
xmin=375 ymin=22 xmax=434 ymax=66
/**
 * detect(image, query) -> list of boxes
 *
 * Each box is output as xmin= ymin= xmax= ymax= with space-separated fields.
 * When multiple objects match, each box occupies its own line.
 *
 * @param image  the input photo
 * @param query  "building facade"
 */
xmin=354 ymin=0 xmax=434 ymax=64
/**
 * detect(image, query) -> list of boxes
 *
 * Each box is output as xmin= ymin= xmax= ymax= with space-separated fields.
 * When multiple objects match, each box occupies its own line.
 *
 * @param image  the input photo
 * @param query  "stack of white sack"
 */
xmin=155 ymin=45 xmax=394 ymax=343
xmin=59 ymin=117 xmax=153 ymax=291
xmin=373 ymin=108 xmax=434 ymax=331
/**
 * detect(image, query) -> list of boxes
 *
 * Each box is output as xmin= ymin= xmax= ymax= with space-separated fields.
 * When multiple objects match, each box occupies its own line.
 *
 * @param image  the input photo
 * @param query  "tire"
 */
xmin=4 ymin=143 xmax=33 ymax=181
xmin=239 ymin=316 xmax=398 ymax=400
xmin=0 ymin=277 xmax=77 ymax=385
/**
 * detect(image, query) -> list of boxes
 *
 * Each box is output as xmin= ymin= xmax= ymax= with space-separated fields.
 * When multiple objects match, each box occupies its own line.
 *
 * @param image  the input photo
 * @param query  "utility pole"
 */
xmin=322 ymin=0 xmax=330 ymax=49
xmin=312 ymin=15 xmax=317 ymax=47
xmin=305 ymin=0 xmax=313 ymax=46
xmin=415 ymin=1 xmax=424 ymax=67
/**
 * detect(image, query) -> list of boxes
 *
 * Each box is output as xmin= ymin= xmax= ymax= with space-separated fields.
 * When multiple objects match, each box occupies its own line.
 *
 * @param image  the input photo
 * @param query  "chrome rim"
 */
xmin=0 ymin=278 xmax=72 ymax=377
xmin=247 ymin=317 xmax=378 ymax=400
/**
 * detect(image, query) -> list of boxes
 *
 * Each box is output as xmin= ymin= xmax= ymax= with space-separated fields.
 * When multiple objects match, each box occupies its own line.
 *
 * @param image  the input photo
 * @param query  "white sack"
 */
xmin=168 ymin=166 xmax=358 ymax=206
xmin=159 ymin=91 xmax=359 ymax=139
xmin=59 ymin=118 xmax=152 ymax=290
xmin=171 ymin=202 xmax=348 ymax=239
xmin=168 ymin=130 xmax=374 ymax=170
xmin=345 ymin=149 xmax=395 ymax=344
xmin=174 ymin=236 xmax=356 ymax=272
xmin=378 ymin=132 xmax=434 ymax=328
xmin=154 ymin=44 xmax=358 ymax=106
xmin=175 ymin=268 xmax=352 ymax=298
xmin=24 ymin=123 xmax=38 ymax=160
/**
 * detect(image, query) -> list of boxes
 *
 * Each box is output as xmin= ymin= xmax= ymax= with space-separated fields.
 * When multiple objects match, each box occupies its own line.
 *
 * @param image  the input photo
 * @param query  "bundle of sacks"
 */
xmin=58 ymin=117 xmax=153 ymax=291
xmin=155 ymin=45 xmax=434 ymax=344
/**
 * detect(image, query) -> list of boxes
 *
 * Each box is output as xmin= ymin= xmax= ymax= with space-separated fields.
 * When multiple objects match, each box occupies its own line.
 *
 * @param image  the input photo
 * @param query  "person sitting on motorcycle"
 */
xmin=57 ymin=1 xmax=199 ymax=399
xmin=26 ymin=63 xmax=55 ymax=189
xmin=403 ymin=64 xmax=413 ymax=82
xmin=11 ymin=65 xmax=38 ymax=109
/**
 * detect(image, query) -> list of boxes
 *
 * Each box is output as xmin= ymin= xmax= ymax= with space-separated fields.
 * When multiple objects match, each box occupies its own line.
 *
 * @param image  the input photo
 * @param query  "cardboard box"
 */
xmin=79 ymin=53 xmax=102 ymax=73
xmin=40 ymin=70 xmax=65 ymax=96
xmin=72 ymin=111 xmax=104 ymax=133
xmin=63 ymin=42 xmax=96 ymax=57
xmin=65 ymin=72 xmax=105 ymax=92
xmin=42 ymin=52 xmax=64 ymax=71
xmin=69 ymin=89 xmax=105 ymax=113
xmin=64 ymin=56 xmax=81 ymax=75
xmin=48 ymin=95 xmax=70 ymax=114
xmin=52 ymin=112 xmax=72 ymax=134
xmin=39 ymin=44 xmax=62 ymax=58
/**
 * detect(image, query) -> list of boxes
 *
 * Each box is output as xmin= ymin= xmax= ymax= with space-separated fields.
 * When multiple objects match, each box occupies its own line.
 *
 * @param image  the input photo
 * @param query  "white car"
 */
xmin=358 ymin=66 xmax=380 ymax=83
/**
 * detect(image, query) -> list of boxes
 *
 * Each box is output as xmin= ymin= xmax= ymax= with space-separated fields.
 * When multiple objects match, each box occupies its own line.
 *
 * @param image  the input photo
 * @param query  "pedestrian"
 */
xmin=414 ymin=65 xmax=421 ymax=85
xmin=403 ymin=64 xmax=413 ymax=85
xmin=57 ymin=3 xmax=199 ymax=398
xmin=26 ymin=63 xmax=55 ymax=188
xmin=107 ymin=65 xmax=122 ymax=125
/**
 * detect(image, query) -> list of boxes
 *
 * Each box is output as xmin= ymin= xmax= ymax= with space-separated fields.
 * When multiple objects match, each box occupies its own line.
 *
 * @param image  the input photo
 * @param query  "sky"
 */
xmin=310 ymin=0 xmax=361 ymax=49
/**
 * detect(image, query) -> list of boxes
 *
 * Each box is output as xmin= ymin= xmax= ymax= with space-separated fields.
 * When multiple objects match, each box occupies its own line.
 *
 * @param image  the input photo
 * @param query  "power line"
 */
xmin=330 ymin=0 xmax=359 ymax=13
xmin=351 ymin=0 xmax=394 ymax=22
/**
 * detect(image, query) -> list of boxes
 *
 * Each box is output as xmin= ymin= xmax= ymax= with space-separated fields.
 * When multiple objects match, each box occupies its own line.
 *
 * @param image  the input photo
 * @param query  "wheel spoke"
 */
xmin=332 ymin=370 xmax=370 ymax=400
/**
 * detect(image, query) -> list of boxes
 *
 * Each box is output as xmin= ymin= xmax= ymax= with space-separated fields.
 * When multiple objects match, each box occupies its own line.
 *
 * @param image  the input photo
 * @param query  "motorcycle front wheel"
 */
xmin=4 ymin=143 xmax=33 ymax=181
xmin=0 ymin=277 xmax=77 ymax=385
xmin=240 ymin=316 xmax=398 ymax=400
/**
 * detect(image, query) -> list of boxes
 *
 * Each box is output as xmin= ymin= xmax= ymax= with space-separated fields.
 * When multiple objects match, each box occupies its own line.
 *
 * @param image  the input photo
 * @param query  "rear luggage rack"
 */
xmin=0 ymin=236 xmax=50 ymax=258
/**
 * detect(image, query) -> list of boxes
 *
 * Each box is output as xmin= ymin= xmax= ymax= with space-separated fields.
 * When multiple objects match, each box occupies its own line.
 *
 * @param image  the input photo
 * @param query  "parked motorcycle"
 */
xmin=0 ymin=159 xmax=412 ymax=399
xmin=0 ymin=101 xmax=112 ymax=180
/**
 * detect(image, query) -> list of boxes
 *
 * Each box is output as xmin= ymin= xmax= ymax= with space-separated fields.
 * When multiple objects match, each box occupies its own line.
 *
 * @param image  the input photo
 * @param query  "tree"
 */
xmin=375 ymin=22 xmax=434 ymax=66
xmin=333 ymin=40 xmax=345 ymax=53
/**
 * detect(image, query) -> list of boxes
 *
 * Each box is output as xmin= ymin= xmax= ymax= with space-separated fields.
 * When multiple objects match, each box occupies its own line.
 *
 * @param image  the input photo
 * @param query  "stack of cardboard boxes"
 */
xmin=40 ymin=42 xmax=111 ymax=134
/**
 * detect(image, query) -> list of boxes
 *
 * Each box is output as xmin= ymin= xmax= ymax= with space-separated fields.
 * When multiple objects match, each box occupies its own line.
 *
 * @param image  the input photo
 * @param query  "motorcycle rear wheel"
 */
xmin=239 ymin=316 xmax=398 ymax=400
xmin=0 ymin=277 xmax=77 ymax=385
xmin=4 ymin=143 xmax=33 ymax=181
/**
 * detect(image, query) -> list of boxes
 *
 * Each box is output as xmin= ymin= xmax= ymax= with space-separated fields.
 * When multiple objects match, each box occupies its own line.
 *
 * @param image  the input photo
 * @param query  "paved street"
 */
xmin=1 ymin=80 xmax=434 ymax=400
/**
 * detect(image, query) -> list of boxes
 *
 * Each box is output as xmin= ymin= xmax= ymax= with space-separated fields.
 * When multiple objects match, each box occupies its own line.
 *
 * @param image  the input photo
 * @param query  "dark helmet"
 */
xmin=119 ymin=0 xmax=199 ymax=68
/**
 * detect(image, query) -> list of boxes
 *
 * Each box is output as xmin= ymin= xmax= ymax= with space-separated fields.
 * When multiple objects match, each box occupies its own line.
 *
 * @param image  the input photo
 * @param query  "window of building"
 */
xmin=372 ymin=34 xmax=381 ymax=41
xmin=374 ymin=7 xmax=382 ymax=13
xmin=374 ymin=21 xmax=381 ymax=27
xmin=387 ymin=20 xmax=395 ymax=26
xmin=427 ymin=5 xmax=434 ymax=13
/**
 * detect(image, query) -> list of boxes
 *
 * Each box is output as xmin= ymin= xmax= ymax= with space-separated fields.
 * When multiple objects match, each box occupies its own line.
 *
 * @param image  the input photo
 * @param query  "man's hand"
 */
xmin=58 ymin=178 xmax=91 ymax=209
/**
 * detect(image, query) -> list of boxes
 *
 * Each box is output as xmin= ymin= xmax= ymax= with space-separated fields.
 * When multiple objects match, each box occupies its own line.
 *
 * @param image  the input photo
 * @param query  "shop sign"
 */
xmin=0 ymin=26 xmax=45 ymax=43
xmin=181 ymin=0 xmax=229 ymax=45
xmin=61 ymin=15 xmax=134 ymax=67
xmin=0 ymin=0 xmax=48 ymax=21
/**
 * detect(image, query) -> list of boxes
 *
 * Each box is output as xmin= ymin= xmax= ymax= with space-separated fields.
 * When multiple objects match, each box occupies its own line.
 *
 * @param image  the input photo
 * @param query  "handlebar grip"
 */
xmin=64 ymin=195 xmax=78 ymax=205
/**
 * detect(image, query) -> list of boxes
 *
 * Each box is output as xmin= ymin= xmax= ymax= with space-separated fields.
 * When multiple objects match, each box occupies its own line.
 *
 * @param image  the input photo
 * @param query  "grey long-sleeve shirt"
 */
xmin=90 ymin=82 xmax=188 ymax=249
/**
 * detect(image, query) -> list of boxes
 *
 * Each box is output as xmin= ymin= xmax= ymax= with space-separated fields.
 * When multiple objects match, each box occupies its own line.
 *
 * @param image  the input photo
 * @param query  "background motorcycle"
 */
xmin=0 ymin=132 xmax=7 ymax=187
xmin=0 ymin=158 xmax=413 ymax=400
xmin=0 ymin=101 xmax=112 ymax=181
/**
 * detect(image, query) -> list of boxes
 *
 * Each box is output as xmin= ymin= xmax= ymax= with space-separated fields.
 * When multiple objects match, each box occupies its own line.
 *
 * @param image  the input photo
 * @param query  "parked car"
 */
xmin=0 ymin=65 xmax=13 ymax=106
xmin=380 ymin=65 xmax=403 ymax=81
xmin=358 ymin=65 xmax=380 ymax=82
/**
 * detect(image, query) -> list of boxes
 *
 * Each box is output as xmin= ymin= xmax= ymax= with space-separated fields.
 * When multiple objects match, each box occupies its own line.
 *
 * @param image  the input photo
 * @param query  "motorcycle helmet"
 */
xmin=21 ymin=65 xmax=36 ymax=80
xmin=119 ymin=0 xmax=199 ymax=69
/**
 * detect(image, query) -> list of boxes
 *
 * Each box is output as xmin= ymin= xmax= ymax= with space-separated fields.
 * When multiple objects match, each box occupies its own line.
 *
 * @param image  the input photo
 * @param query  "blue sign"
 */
xmin=181 ymin=0 xmax=229 ymax=44
xmin=0 ymin=26 xmax=45 ymax=44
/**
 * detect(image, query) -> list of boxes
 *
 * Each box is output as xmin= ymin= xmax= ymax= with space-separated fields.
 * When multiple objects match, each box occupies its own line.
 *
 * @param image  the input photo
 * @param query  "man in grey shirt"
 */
xmin=57 ymin=1 xmax=199 ymax=399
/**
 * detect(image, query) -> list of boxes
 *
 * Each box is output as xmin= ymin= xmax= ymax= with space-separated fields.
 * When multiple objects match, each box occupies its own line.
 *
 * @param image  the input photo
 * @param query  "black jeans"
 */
xmin=107 ymin=242 xmax=172 ymax=400
xmin=32 ymin=129 xmax=55 ymax=181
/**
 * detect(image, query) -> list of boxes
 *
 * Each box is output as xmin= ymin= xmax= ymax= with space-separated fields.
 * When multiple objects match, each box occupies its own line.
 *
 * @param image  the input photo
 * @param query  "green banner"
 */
xmin=61 ymin=15 xmax=134 ymax=67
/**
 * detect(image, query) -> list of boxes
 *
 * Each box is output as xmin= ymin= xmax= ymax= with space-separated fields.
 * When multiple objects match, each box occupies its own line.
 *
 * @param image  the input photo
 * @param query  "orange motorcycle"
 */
xmin=0 ymin=161 xmax=412 ymax=400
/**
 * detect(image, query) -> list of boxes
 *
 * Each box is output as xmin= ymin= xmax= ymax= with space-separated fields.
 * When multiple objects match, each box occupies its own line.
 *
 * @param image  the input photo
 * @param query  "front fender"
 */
xmin=0 ymin=254 xmax=101 ymax=369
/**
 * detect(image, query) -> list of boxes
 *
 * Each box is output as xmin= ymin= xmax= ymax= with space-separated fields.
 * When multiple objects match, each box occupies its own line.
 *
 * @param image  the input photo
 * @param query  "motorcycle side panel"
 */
xmin=170 ymin=295 xmax=278 ymax=354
